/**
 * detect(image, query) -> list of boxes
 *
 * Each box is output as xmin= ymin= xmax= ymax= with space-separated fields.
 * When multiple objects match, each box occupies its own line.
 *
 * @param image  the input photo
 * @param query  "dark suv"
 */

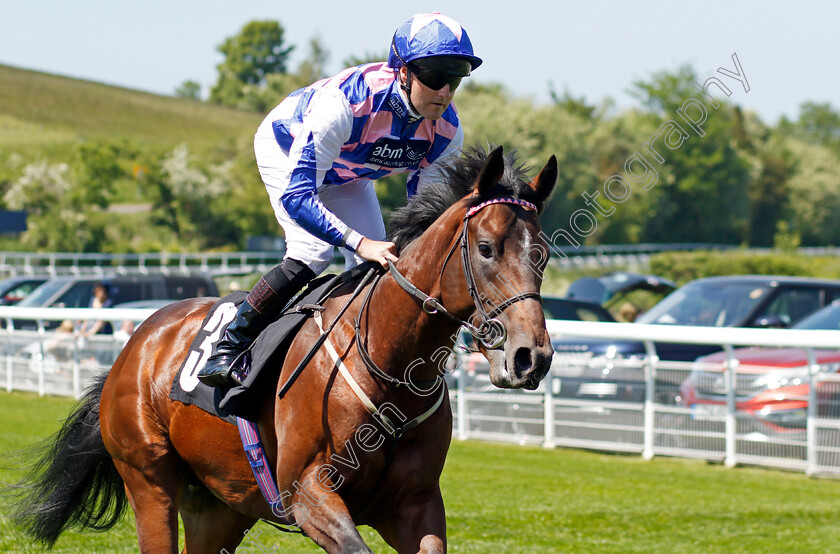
xmin=9 ymin=273 xmax=218 ymax=330
xmin=551 ymin=275 xmax=840 ymax=403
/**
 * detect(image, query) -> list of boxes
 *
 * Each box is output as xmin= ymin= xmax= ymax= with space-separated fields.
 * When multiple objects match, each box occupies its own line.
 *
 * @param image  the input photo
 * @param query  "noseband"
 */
xmin=388 ymin=196 xmax=542 ymax=350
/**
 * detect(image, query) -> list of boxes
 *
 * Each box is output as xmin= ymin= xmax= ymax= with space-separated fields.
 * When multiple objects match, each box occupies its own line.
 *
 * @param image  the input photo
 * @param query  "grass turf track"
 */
xmin=1 ymin=391 xmax=839 ymax=553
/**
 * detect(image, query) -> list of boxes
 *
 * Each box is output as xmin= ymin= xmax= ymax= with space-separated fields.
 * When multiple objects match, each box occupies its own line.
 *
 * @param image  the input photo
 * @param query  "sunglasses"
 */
xmin=409 ymin=64 xmax=465 ymax=92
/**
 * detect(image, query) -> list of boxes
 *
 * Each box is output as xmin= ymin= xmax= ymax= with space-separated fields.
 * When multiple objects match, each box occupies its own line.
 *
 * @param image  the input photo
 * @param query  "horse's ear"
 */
xmin=476 ymin=146 xmax=505 ymax=195
xmin=528 ymin=155 xmax=557 ymax=207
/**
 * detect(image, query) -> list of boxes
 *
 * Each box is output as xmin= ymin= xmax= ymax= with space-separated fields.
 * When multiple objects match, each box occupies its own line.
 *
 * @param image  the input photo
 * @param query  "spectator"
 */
xmin=45 ymin=319 xmax=77 ymax=361
xmin=227 ymin=280 xmax=242 ymax=294
xmin=114 ymin=319 xmax=136 ymax=345
xmin=79 ymin=283 xmax=114 ymax=337
xmin=619 ymin=302 xmax=639 ymax=323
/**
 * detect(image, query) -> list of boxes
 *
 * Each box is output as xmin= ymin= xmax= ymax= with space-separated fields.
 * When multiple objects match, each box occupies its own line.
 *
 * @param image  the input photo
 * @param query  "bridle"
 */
xmin=270 ymin=197 xmax=546 ymax=522
xmin=351 ymin=195 xmax=542 ymax=395
xmin=280 ymin=197 xmax=543 ymax=399
xmin=385 ymin=196 xmax=542 ymax=351
xmin=338 ymin=197 xmax=543 ymax=519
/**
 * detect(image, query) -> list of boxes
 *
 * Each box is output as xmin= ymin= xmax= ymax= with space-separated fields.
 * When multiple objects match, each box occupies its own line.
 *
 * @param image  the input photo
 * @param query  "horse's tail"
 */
xmin=9 ymin=372 xmax=128 ymax=547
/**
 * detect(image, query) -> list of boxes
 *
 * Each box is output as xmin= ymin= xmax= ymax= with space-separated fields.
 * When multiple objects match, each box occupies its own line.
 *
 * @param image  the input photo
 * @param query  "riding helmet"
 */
xmin=388 ymin=12 xmax=483 ymax=74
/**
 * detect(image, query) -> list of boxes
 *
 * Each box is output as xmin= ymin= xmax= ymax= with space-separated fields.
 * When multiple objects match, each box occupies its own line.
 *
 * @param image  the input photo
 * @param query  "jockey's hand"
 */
xmin=356 ymin=237 xmax=399 ymax=268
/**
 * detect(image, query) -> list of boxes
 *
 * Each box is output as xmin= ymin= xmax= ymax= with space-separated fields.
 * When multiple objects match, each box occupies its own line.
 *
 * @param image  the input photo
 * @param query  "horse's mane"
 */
xmin=388 ymin=144 xmax=541 ymax=252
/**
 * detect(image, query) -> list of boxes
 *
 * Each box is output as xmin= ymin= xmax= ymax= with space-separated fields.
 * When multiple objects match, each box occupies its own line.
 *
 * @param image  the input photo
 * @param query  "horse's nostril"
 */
xmin=513 ymin=347 xmax=533 ymax=378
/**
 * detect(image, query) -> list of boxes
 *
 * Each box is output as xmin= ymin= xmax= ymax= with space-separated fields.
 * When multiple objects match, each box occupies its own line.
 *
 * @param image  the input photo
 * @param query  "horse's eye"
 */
xmin=478 ymin=243 xmax=493 ymax=259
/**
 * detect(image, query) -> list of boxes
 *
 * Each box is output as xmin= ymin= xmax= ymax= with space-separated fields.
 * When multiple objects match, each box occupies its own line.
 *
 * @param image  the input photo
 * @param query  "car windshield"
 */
xmin=542 ymin=298 xmax=613 ymax=322
xmin=636 ymin=281 xmax=770 ymax=327
xmin=793 ymin=302 xmax=840 ymax=330
xmin=16 ymin=280 xmax=67 ymax=307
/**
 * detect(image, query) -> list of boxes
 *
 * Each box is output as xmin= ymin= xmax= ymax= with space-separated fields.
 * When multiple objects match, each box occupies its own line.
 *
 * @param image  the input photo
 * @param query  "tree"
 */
xmin=630 ymin=65 xmax=752 ymax=245
xmin=749 ymin=148 xmax=793 ymax=246
xmin=342 ymin=51 xmax=388 ymax=67
xmin=175 ymin=80 xmax=201 ymax=100
xmin=783 ymin=138 xmax=840 ymax=245
xmin=549 ymin=83 xmax=598 ymax=120
xmin=4 ymin=160 xmax=85 ymax=250
xmin=581 ymin=109 xmax=657 ymax=244
xmin=2 ymin=141 xmax=134 ymax=251
xmin=210 ymin=20 xmax=294 ymax=106
xmin=728 ymin=106 xmax=794 ymax=247
xmin=74 ymin=141 xmax=125 ymax=208
xmin=240 ymin=36 xmax=330 ymax=112
xmin=144 ymin=144 xmax=224 ymax=241
xmin=796 ymin=101 xmax=840 ymax=152
xmin=295 ymin=37 xmax=329 ymax=85
xmin=207 ymin=136 xmax=279 ymax=247
xmin=4 ymin=160 xmax=70 ymax=218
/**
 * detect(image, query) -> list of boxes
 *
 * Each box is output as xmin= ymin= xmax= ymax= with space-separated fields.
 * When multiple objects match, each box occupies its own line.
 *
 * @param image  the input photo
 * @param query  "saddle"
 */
xmin=169 ymin=262 xmax=380 ymax=423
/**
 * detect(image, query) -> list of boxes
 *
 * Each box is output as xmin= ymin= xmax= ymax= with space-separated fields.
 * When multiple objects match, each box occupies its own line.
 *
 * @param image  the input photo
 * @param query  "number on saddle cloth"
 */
xmin=170 ymin=263 xmax=379 ymax=422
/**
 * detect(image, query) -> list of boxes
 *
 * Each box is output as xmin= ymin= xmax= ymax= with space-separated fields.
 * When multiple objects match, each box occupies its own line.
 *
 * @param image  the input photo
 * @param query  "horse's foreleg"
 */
xmin=291 ymin=487 xmax=373 ymax=554
xmin=179 ymin=479 xmax=256 ymax=553
xmin=376 ymin=487 xmax=446 ymax=554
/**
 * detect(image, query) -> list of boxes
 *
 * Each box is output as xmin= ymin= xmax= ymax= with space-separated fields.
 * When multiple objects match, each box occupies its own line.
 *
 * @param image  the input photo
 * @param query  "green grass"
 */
xmin=2 ymin=391 xmax=840 ymax=553
xmin=0 ymin=63 xmax=261 ymax=152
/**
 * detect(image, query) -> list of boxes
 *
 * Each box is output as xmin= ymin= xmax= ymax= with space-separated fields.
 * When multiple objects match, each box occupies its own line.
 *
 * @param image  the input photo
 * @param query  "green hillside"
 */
xmin=0 ymin=63 xmax=261 ymax=151
xmin=0 ymin=64 xmax=273 ymax=253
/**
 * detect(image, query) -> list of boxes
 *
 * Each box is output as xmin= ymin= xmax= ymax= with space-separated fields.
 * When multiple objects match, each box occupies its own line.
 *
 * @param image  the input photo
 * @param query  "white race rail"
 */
xmin=542 ymin=320 xmax=840 ymax=474
xmin=1 ymin=306 xmax=156 ymax=398
xmin=546 ymin=319 xmax=840 ymax=349
xmin=0 ymin=306 xmax=157 ymax=325
xmin=5 ymin=307 xmax=840 ymax=477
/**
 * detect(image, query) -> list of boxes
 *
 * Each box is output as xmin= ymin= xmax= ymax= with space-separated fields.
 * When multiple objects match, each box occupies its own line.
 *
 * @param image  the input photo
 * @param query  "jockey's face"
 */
xmin=400 ymin=66 xmax=455 ymax=121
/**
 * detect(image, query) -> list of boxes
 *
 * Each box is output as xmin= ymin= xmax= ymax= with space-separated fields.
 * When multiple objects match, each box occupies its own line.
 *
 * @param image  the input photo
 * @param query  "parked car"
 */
xmin=542 ymin=295 xmax=616 ymax=323
xmin=680 ymin=300 xmax=840 ymax=436
xmin=551 ymin=275 xmax=840 ymax=403
xmin=10 ymin=273 xmax=218 ymax=331
xmin=565 ymin=271 xmax=676 ymax=307
xmin=458 ymin=273 xmax=670 ymax=382
xmin=0 ymin=276 xmax=49 ymax=306
xmin=456 ymin=294 xmax=617 ymax=380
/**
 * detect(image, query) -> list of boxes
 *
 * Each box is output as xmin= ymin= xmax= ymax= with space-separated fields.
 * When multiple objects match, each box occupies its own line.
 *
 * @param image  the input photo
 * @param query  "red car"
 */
xmin=680 ymin=301 xmax=840 ymax=434
xmin=0 ymin=276 xmax=48 ymax=306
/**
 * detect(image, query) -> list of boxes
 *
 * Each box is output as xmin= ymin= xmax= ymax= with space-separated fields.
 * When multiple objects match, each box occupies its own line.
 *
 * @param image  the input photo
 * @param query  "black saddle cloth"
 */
xmin=169 ymin=262 xmax=379 ymax=423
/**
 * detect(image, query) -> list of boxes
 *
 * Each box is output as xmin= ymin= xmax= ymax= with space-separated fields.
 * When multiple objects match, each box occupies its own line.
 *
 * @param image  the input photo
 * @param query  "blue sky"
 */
xmin=1 ymin=0 xmax=836 ymax=124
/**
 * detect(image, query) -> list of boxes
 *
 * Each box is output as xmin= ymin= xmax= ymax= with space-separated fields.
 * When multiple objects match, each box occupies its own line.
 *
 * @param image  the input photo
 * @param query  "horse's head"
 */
xmin=389 ymin=145 xmax=557 ymax=390
xmin=451 ymin=146 xmax=557 ymax=390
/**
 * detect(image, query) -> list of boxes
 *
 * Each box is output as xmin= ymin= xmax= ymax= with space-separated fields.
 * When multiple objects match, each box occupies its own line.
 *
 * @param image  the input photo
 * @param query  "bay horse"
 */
xmin=11 ymin=145 xmax=556 ymax=553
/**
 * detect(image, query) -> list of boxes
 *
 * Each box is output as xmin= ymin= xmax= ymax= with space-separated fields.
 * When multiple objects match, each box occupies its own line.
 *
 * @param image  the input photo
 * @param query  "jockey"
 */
xmin=198 ymin=12 xmax=482 ymax=387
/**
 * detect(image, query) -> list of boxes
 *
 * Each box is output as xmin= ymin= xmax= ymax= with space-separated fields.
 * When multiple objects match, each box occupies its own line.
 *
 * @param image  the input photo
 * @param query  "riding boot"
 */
xmin=197 ymin=258 xmax=315 ymax=387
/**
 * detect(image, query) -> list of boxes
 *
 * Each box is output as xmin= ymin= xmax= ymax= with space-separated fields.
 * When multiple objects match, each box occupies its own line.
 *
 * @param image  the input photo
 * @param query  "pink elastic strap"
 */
xmin=465 ymin=197 xmax=537 ymax=219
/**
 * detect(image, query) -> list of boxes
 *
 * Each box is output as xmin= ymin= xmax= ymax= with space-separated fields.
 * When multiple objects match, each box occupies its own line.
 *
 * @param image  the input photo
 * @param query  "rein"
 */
xmin=260 ymin=196 xmax=542 ymax=521
xmin=346 ymin=196 xmax=543 ymax=428
xmin=290 ymin=197 xmax=541 ymax=434
xmin=353 ymin=272 xmax=441 ymax=392
xmin=280 ymin=196 xmax=541 ymax=411
xmin=277 ymin=267 xmax=378 ymax=399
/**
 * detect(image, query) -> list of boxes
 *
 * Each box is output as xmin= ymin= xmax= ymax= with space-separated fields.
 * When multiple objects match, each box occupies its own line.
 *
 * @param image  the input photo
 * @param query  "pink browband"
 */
xmin=464 ymin=197 xmax=537 ymax=219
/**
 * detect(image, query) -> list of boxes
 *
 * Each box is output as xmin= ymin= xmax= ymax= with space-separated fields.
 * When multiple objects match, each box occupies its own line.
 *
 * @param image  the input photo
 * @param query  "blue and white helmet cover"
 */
xmin=388 ymin=12 xmax=482 ymax=70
